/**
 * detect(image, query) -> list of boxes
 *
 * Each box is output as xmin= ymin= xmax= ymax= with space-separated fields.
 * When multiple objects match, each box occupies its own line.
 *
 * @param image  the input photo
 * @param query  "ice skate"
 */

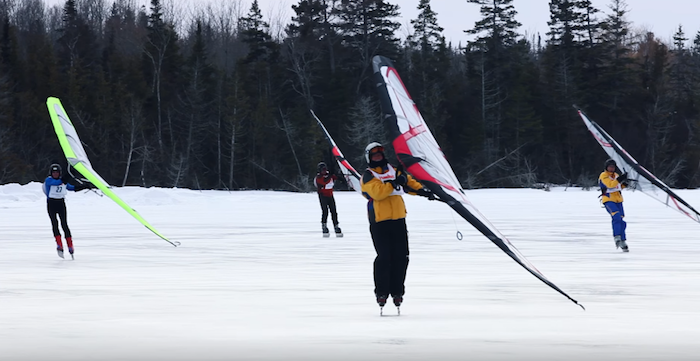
xmin=334 ymin=225 xmax=343 ymax=238
xmin=614 ymin=235 xmax=622 ymax=249
xmin=377 ymin=294 xmax=388 ymax=315
xmin=393 ymin=295 xmax=403 ymax=315
xmin=619 ymin=240 xmax=629 ymax=252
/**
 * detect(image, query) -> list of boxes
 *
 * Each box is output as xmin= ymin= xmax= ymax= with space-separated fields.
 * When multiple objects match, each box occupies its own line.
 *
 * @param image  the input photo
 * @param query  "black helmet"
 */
xmin=49 ymin=163 xmax=62 ymax=176
xmin=604 ymin=159 xmax=617 ymax=170
xmin=317 ymin=162 xmax=328 ymax=172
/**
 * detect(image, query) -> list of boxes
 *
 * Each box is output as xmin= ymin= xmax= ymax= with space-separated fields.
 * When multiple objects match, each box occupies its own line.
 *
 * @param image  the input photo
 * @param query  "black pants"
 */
xmin=47 ymin=198 xmax=71 ymax=238
xmin=370 ymin=218 xmax=409 ymax=297
xmin=318 ymin=194 xmax=338 ymax=225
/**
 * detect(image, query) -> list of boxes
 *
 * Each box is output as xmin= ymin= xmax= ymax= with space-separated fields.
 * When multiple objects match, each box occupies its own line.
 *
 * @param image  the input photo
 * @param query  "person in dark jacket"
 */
xmin=314 ymin=162 xmax=342 ymax=237
xmin=43 ymin=163 xmax=93 ymax=258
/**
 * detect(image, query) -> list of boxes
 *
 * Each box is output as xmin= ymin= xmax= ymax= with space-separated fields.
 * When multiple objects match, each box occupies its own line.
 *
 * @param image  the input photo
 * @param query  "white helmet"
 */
xmin=364 ymin=142 xmax=384 ymax=163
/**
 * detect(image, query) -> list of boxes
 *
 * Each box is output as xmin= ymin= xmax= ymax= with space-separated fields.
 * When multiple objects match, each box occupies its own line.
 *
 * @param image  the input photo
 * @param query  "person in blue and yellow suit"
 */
xmin=599 ymin=159 xmax=629 ymax=252
xmin=361 ymin=142 xmax=435 ymax=309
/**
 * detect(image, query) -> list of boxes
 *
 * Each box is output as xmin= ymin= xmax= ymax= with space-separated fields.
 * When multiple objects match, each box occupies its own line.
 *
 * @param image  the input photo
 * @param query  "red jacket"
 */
xmin=314 ymin=173 xmax=337 ymax=197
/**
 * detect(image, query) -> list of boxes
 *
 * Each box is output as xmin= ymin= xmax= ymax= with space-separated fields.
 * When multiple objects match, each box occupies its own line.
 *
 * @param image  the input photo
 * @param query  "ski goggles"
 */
xmin=369 ymin=146 xmax=385 ymax=155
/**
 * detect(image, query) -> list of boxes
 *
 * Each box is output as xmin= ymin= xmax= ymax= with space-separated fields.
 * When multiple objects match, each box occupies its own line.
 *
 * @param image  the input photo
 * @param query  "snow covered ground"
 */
xmin=2 ymin=183 xmax=700 ymax=361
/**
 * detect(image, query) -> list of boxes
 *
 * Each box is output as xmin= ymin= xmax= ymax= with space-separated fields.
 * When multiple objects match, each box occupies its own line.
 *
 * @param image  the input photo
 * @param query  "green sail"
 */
xmin=46 ymin=97 xmax=178 ymax=246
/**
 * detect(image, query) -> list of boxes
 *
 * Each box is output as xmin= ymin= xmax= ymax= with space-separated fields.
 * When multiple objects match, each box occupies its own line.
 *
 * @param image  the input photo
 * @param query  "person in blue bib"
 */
xmin=43 ymin=163 xmax=93 ymax=258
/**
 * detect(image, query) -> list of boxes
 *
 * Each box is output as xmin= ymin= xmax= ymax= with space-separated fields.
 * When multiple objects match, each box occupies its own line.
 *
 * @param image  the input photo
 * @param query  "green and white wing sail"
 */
xmin=46 ymin=97 xmax=177 ymax=246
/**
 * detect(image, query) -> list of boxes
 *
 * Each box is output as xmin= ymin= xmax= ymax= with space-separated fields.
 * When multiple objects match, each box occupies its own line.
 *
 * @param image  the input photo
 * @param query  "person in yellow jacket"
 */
xmin=599 ymin=159 xmax=629 ymax=252
xmin=361 ymin=142 xmax=435 ymax=309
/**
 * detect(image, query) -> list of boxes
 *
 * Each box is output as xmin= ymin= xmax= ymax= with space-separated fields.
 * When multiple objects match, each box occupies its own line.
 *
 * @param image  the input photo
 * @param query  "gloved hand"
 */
xmin=617 ymin=172 xmax=628 ymax=183
xmin=394 ymin=172 xmax=407 ymax=187
xmin=76 ymin=182 xmax=96 ymax=191
xmin=416 ymin=187 xmax=436 ymax=200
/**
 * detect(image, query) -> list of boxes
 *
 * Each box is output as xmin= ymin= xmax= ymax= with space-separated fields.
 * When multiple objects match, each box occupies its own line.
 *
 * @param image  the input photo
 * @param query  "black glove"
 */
xmin=415 ymin=187 xmax=436 ymax=200
xmin=75 ymin=182 xmax=96 ymax=191
xmin=394 ymin=173 xmax=407 ymax=187
xmin=617 ymin=173 xmax=628 ymax=183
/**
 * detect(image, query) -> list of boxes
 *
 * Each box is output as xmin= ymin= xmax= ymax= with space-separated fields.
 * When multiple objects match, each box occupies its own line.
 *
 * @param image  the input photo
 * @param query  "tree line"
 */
xmin=0 ymin=0 xmax=699 ymax=190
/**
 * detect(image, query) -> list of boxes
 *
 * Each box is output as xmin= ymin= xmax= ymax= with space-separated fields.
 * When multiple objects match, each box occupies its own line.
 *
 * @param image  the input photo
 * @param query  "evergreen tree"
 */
xmin=540 ymin=0 xmax=603 ymax=181
xmin=465 ymin=0 xmax=521 ymax=163
xmin=240 ymin=0 xmax=276 ymax=63
xmin=285 ymin=0 xmax=328 ymax=108
xmin=143 ymin=0 xmax=181 ymax=171
xmin=597 ymin=0 xmax=634 ymax=115
xmin=237 ymin=0 xmax=285 ymax=188
xmin=288 ymin=0 xmax=327 ymax=42
xmin=334 ymin=0 xmax=401 ymax=93
xmin=466 ymin=0 xmax=520 ymax=52
xmin=174 ymin=19 xmax=217 ymax=188
xmin=406 ymin=0 xmax=449 ymax=146
xmin=669 ymin=25 xmax=692 ymax=107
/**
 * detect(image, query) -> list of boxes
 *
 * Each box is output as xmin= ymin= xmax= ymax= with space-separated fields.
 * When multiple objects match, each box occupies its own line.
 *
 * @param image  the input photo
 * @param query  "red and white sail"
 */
xmin=372 ymin=56 xmax=582 ymax=308
xmin=311 ymin=110 xmax=362 ymax=192
xmin=578 ymin=108 xmax=700 ymax=223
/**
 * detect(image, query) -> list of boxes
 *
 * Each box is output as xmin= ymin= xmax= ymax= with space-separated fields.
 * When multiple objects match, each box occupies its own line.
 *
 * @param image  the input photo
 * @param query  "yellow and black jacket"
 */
xmin=361 ymin=164 xmax=424 ymax=223
xmin=599 ymin=170 xmax=626 ymax=203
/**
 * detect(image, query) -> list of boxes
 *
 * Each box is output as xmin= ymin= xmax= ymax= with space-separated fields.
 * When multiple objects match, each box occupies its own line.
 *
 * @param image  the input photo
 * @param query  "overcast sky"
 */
xmin=43 ymin=0 xmax=699 ymax=46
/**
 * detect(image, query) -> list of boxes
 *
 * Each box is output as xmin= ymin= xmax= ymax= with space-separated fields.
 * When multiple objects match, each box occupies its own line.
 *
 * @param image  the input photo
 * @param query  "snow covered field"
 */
xmin=2 ymin=183 xmax=700 ymax=361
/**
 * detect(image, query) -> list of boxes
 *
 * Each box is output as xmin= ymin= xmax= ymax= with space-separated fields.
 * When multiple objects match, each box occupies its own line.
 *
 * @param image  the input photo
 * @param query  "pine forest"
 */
xmin=1 ymin=0 xmax=699 ymax=191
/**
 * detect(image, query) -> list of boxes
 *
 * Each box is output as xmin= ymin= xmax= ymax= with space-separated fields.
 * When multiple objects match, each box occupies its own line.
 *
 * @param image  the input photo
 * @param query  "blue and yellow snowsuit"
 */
xmin=599 ymin=170 xmax=627 ymax=241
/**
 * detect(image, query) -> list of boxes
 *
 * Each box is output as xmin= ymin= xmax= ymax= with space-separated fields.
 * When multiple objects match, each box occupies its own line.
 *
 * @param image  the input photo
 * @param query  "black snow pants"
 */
xmin=318 ymin=194 xmax=339 ymax=226
xmin=47 ymin=198 xmax=71 ymax=238
xmin=370 ymin=218 xmax=409 ymax=297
